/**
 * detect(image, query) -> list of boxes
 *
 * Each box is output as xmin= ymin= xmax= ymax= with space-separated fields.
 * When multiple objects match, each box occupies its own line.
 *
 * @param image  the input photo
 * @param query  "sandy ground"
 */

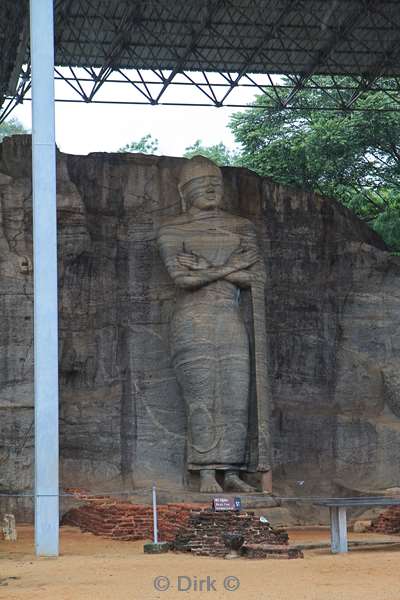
xmin=1 ymin=526 xmax=400 ymax=600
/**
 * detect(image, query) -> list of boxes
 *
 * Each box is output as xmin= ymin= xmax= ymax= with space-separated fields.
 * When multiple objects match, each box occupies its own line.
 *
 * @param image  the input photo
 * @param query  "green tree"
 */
xmin=230 ymin=78 xmax=400 ymax=250
xmin=183 ymin=139 xmax=240 ymax=166
xmin=0 ymin=118 xmax=28 ymax=142
xmin=118 ymin=134 xmax=159 ymax=154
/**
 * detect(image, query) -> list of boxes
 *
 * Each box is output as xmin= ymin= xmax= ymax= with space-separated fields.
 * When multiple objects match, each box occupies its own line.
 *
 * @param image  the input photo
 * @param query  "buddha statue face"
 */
xmin=180 ymin=175 xmax=223 ymax=211
xmin=179 ymin=156 xmax=224 ymax=212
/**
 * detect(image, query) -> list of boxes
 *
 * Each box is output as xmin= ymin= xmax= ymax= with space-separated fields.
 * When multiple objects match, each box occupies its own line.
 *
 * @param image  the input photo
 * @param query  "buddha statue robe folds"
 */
xmin=157 ymin=156 xmax=271 ymax=493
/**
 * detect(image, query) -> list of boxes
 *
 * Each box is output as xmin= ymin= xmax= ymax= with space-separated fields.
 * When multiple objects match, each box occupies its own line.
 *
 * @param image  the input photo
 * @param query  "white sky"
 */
xmin=10 ymin=77 xmax=259 ymax=157
xmin=7 ymin=69 xmax=261 ymax=156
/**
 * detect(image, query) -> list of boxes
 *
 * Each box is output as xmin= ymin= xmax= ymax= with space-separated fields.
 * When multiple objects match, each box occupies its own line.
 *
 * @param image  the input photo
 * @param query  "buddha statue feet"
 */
xmin=224 ymin=471 xmax=256 ymax=493
xmin=199 ymin=469 xmax=223 ymax=493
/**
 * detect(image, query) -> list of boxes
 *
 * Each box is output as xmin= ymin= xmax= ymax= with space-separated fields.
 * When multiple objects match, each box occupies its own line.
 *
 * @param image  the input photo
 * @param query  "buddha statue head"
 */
xmin=178 ymin=155 xmax=223 ymax=211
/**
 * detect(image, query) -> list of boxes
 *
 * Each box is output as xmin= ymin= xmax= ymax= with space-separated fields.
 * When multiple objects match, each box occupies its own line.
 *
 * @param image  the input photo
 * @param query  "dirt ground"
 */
xmin=1 ymin=525 xmax=400 ymax=600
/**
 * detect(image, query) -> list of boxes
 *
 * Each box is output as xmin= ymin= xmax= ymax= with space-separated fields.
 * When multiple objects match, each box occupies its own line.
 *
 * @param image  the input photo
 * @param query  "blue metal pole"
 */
xmin=29 ymin=0 xmax=59 ymax=557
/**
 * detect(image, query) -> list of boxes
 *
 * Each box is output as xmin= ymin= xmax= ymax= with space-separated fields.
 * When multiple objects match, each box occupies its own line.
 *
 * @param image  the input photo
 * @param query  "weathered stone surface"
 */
xmin=352 ymin=520 xmax=372 ymax=533
xmin=241 ymin=543 xmax=303 ymax=559
xmin=157 ymin=155 xmax=270 ymax=494
xmin=1 ymin=135 xmax=400 ymax=520
xmin=143 ymin=542 xmax=170 ymax=554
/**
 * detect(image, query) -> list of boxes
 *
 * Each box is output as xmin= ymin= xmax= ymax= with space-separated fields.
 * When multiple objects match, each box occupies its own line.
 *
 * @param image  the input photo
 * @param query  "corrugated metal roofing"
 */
xmin=1 ymin=0 xmax=400 ymax=108
xmin=53 ymin=0 xmax=400 ymax=75
xmin=0 ymin=1 xmax=28 ymax=107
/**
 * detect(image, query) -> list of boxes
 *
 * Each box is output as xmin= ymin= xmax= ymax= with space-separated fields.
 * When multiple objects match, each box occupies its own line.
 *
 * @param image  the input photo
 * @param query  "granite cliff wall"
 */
xmin=1 ymin=135 xmax=399 ymax=517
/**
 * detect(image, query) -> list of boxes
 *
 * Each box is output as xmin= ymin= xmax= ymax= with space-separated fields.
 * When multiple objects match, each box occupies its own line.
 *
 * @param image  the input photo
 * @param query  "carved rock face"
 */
xmin=18 ymin=255 xmax=32 ymax=274
xmin=1 ymin=135 xmax=400 ymax=520
xmin=180 ymin=175 xmax=223 ymax=211
xmin=157 ymin=175 xmax=268 ymax=480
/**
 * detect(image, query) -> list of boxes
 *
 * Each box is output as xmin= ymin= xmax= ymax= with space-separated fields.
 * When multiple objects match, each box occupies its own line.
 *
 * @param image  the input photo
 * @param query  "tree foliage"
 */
xmin=229 ymin=77 xmax=400 ymax=250
xmin=117 ymin=87 xmax=400 ymax=250
xmin=183 ymin=139 xmax=240 ymax=166
xmin=118 ymin=134 xmax=159 ymax=154
xmin=0 ymin=118 xmax=28 ymax=143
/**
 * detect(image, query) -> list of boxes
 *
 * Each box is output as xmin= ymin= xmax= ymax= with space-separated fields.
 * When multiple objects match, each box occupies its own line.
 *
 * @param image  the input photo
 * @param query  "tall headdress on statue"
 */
xmin=178 ymin=155 xmax=223 ymax=211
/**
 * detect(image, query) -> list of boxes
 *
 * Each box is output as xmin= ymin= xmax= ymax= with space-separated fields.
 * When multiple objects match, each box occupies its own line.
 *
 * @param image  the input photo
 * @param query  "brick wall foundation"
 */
xmin=61 ymin=489 xmax=292 ymax=557
xmin=172 ymin=510 xmax=289 ymax=557
xmin=61 ymin=488 xmax=206 ymax=541
xmin=370 ymin=507 xmax=400 ymax=535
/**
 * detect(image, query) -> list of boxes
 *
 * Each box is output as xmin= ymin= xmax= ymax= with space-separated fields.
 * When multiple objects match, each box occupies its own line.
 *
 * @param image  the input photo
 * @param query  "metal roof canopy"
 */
xmin=2 ymin=0 xmax=400 ymax=122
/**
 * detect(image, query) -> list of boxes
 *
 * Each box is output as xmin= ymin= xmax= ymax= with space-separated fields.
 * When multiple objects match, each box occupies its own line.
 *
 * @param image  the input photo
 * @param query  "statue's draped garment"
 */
xmin=158 ymin=209 xmax=259 ymax=470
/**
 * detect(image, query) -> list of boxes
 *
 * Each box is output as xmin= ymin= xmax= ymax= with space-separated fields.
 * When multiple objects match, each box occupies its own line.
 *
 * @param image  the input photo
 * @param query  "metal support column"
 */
xmin=337 ymin=506 xmax=348 ymax=553
xmin=30 ymin=0 xmax=59 ymax=557
xmin=330 ymin=507 xmax=339 ymax=553
xmin=330 ymin=506 xmax=348 ymax=554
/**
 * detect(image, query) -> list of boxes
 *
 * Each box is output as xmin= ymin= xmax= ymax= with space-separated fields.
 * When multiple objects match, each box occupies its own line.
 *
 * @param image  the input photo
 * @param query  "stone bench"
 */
xmin=315 ymin=498 xmax=400 ymax=554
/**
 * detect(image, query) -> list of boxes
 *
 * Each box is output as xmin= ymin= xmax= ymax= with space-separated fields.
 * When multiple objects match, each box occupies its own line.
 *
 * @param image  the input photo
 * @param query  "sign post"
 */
xmin=213 ymin=497 xmax=242 ymax=512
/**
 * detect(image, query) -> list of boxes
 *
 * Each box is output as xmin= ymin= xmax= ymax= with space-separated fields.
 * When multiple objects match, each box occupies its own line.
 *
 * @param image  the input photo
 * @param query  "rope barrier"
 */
xmin=0 ymin=491 xmax=398 ymax=502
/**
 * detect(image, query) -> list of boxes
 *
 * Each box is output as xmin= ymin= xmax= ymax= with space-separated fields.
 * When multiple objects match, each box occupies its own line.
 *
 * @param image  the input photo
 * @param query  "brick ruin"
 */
xmin=172 ymin=510 xmax=300 ymax=558
xmin=61 ymin=489 xmax=301 ymax=557
xmin=61 ymin=490 xmax=201 ymax=542
xmin=370 ymin=507 xmax=400 ymax=535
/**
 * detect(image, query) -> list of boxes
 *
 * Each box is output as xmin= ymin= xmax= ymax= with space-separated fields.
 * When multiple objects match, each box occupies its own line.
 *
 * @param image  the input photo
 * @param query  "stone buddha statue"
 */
xmin=157 ymin=156 xmax=270 ymax=493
